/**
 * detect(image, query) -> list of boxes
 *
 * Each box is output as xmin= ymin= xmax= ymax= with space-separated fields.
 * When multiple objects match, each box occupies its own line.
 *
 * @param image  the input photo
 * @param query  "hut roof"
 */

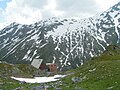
xmin=31 ymin=59 xmax=43 ymax=69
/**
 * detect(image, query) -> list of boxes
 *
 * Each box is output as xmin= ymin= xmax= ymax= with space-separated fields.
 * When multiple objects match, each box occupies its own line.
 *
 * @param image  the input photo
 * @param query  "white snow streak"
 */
xmin=11 ymin=75 xmax=66 ymax=83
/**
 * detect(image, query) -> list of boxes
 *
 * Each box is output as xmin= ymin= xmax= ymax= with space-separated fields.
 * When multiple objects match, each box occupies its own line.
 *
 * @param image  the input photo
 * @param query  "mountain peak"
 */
xmin=10 ymin=22 xmax=19 ymax=26
xmin=111 ymin=1 xmax=120 ymax=11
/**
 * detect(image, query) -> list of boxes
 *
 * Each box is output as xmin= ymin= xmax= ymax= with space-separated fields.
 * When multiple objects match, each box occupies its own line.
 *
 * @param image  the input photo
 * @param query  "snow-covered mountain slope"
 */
xmin=0 ymin=2 xmax=120 ymax=70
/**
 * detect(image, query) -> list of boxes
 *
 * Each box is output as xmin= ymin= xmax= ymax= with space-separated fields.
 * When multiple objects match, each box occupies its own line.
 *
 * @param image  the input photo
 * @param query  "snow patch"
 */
xmin=11 ymin=75 xmax=66 ymax=83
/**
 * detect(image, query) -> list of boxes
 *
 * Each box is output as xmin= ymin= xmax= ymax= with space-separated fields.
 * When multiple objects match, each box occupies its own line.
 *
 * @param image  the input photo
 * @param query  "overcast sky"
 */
xmin=0 ymin=0 xmax=120 ymax=29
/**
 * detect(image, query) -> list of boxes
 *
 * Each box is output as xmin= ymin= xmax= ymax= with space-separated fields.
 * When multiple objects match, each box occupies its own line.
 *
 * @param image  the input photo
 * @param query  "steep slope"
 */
xmin=0 ymin=63 xmax=40 ymax=78
xmin=53 ymin=45 xmax=120 ymax=90
xmin=0 ymin=63 xmax=41 ymax=90
xmin=0 ymin=2 xmax=120 ymax=69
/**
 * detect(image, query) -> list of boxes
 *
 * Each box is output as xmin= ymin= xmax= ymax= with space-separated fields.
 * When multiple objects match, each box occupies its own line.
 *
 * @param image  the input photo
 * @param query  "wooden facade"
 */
xmin=39 ymin=63 xmax=46 ymax=70
xmin=31 ymin=59 xmax=57 ymax=72
xmin=47 ymin=63 xmax=57 ymax=72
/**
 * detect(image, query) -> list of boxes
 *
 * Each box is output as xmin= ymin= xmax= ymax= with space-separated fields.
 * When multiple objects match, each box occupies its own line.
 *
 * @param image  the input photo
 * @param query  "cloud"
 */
xmin=4 ymin=0 xmax=48 ymax=24
xmin=1 ymin=0 xmax=117 ymax=30
xmin=56 ymin=0 xmax=98 ymax=12
xmin=0 ymin=8 xmax=7 ymax=29
xmin=56 ymin=0 xmax=101 ymax=18
xmin=0 ymin=0 xmax=47 ymax=29
xmin=96 ymin=0 xmax=120 ymax=11
xmin=14 ymin=0 xmax=48 ymax=9
xmin=41 ymin=0 xmax=64 ymax=19
xmin=0 ymin=8 xmax=4 ymax=17
xmin=0 ymin=0 xmax=64 ymax=26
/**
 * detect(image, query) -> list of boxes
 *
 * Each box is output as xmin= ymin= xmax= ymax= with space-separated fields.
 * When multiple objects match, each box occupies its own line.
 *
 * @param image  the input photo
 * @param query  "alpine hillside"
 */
xmin=0 ymin=2 xmax=120 ymax=70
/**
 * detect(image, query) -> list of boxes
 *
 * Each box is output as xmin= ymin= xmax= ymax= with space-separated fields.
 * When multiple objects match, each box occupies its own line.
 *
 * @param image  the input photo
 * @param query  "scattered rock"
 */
xmin=32 ymin=86 xmax=44 ymax=90
xmin=107 ymin=86 xmax=114 ymax=90
xmin=14 ymin=87 xmax=23 ymax=90
xmin=89 ymin=68 xmax=96 ymax=72
xmin=56 ymin=88 xmax=62 ymax=90
xmin=20 ymin=81 xmax=26 ymax=84
xmin=75 ymin=87 xmax=85 ymax=90
xmin=71 ymin=77 xmax=82 ymax=83
xmin=0 ymin=82 xmax=3 ymax=85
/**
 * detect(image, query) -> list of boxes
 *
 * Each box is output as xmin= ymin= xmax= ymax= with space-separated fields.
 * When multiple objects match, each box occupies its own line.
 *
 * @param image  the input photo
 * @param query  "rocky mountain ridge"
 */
xmin=0 ymin=2 xmax=120 ymax=69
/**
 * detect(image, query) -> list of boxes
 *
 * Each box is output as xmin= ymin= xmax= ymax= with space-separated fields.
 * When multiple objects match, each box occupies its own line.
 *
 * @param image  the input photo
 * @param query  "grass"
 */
xmin=0 ymin=81 xmax=40 ymax=90
xmin=0 ymin=63 xmax=41 ymax=90
xmin=55 ymin=45 xmax=120 ymax=90
xmin=0 ymin=45 xmax=120 ymax=90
